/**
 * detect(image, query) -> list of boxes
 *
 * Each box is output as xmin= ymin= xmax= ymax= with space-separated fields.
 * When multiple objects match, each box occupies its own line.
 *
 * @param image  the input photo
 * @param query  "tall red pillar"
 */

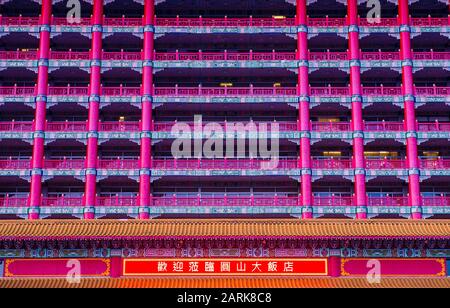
xmin=28 ymin=0 xmax=52 ymax=220
xmin=348 ymin=0 xmax=368 ymax=219
xmin=138 ymin=0 xmax=155 ymax=220
xmin=83 ymin=0 xmax=104 ymax=220
xmin=398 ymin=0 xmax=422 ymax=219
xmin=296 ymin=0 xmax=313 ymax=219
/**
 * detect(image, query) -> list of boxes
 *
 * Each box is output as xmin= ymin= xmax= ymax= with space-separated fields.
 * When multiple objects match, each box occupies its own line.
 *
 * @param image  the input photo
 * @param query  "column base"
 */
xmin=411 ymin=207 xmax=423 ymax=220
xmin=302 ymin=206 xmax=313 ymax=219
xmin=328 ymin=256 xmax=342 ymax=277
xmin=356 ymin=206 xmax=368 ymax=220
xmin=110 ymin=257 xmax=123 ymax=278
xmin=28 ymin=207 xmax=40 ymax=220
xmin=83 ymin=207 xmax=96 ymax=220
xmin=138 ymin=207 xmax=150 ymax=220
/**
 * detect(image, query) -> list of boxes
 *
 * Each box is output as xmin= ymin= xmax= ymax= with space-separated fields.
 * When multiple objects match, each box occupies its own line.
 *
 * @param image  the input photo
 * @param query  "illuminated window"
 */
xmin=318 ymin=118 xmax=340 ymax=123
xmin=323 ymin=152 xmax=342 ymax=157
xmin=423 ymin=152 xmax=439 ymax=157
xmin=364 ymin=151 xmax=398 ymax=157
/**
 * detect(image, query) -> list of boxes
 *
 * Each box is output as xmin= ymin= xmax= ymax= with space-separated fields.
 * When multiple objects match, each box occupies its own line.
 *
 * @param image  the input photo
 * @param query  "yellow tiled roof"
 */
xmin=0 ymin=219 xmax=449 ymax=239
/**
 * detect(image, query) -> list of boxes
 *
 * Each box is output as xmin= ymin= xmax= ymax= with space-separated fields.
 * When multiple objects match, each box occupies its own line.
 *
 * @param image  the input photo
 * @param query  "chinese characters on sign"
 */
xmin=123 ymin=259 xmax=328 ymax=276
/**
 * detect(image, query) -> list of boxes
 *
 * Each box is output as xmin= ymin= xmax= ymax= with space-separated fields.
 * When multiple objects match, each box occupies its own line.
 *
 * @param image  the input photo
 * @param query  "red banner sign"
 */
xmin=4 ymin=259 xmax=110 ymax=278
xmin=342 ymin=258 xmax=446 ymax=277
xmin=123 ymin=258 xmax=328 ymax=276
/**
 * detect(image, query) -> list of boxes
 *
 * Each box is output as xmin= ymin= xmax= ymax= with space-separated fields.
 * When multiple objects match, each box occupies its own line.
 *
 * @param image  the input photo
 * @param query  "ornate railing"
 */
xmin=0 ymin=158 xmax=31 ymax=169
xmin=152 ymin=158 xmax=298 ymax=170
xmin=2 ymin=50 xmax=449 ymax=61
xmin=1 ymin=15 xmax=447 ymax=27
xmin=155 ymin=51 xmax=450 ymax=61
xmin=365 ymin=158 xmax=408 ymax=169
xmin=153 ymin=121 xmax=297 ymax=132
xmin=368 ymin=196 xmax=409 ymax=207
xmin=422 ymin=195 xmax=450 ymax=207
xmin=154 ymin=86 xmax=298 ymax=96
xmin=0 ymin=85 xmax=448 ymax=97
xmin=155 ymin=51 xmax=297 ymax=61
xmin=0 ymin=196 xmax=29 ymax=207
xmin=0 ymin=121 xmax=141 ymax=132
xmin=311 ymin=158 xmax=353 ymax=169
xmin=155 ymin=17 xmax=297 ymax=27
xmin=2 ymin=195 xmax=449 ymax=208
xmin=42 ymin=196 xmax=84 ymax=207
xmin=97 ymin=159 xmax=140 ymax=169
xmin=43 ymin=159 xmax=85 ymax=169
xmin=96 ymin=196 xmax=138 ymax=206
xmin=0 ymin=121 xmax=33 ymax=131
xmin=1 ymin=157 xmax=449 ymax=171
xmin=1 ymin=120 xmax=449 ymax=133
xmin=420 ymin=158 xmax=450 ymax=170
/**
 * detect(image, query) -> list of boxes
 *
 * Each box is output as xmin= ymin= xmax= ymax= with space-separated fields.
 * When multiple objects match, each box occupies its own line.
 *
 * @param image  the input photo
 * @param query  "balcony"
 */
xmin=154 ymin=16 xmax=448 ymax=28
xmin=312 ymin=121 xmax=450 ymax=132
xmin=2 ymin=50 xmax=448 ymax=62
xmin=1 ymin=195 xmax=449 ymax=208
xmin=0 ymin=85 xmax=448 ymax=98
xmin=154 ymin=86 xmax=448 ymax=97
xmin=1 ymin=157 xmax=449 ymax=171
xmin=0 ymin=121 xmax=141 ymax=132
xmin=0 ymin=15 xmax=447 ymax=28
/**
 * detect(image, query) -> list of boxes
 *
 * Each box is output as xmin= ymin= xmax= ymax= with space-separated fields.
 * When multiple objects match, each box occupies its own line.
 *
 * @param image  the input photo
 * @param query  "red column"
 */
xmin=83 ymin=0 xmax=103 ymax=220
xmin=139 ymin=0 xmax=155 ymax=220
xmin=328 ymin=256 xmax=342 ymax=277
xmin=348 ymin=0 xmax=367 ymax=219
xmin=399 ymin=0 xmax=422 ymax=219
xmin=110 ymin=257 xmax=123 ymax=278
xmin=296 ymin=0 xmax=313 ymax=219
xmin=28 ymin=0 xmax=52 ymax=220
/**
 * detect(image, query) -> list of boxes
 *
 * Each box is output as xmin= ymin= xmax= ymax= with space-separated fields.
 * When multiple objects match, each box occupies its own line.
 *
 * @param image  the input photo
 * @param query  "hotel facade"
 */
xmin=0 ymin=0 xmax=449 ymax=287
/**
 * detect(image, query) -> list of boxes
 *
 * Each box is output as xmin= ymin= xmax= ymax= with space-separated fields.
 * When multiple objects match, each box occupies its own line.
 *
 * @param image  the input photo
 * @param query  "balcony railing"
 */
xmin=2 ymin=50 xmax=449 ymax=61
xmin=155 ymin=17 xmax=297 ymax=27
xmin=152 ymin=158 xmax=298 ymax=170
xmin=420 ymin=158 xmax=450 ymax=170
xmin=1 ymin=157 xmax=449 ymax=171
xmin=154 ymin=16 xmax=448 ymax=28
xmin=155 ymin=86 xmax=448 ymax=97
xmin=43 ymin=159 xmax=85 ymax=169
xmin=0 ymin=196 xmax=29 ymax=207
xmin=1 ymin=15 xmax=448 ymax=27
xmin=365 ymin=158 xmax=408 ymax=169
xmin=1 ymin=120 xmax=449 ymax=134
xmin=155 ymin=51 xmax=297 ymax=61
xmin=2 ymin=195 xmax=449 ymax=208
xmin=155 ymin=51 xmax=450 ymax=61
xmin=0 ymin=85 xmax=448 ymax=97
xmin=42 ymin=196 xmax=84 ymax=207
xmin=153 ymin=121 xmax=298 ymax=132
xmin=96 ymin=196 xmax=138 ymax=206
xmin=0 ymin=121 xmax=141 ymax=132
xmin=368 ymin=196 xmax=409 ymax=207
xmin=0 ymin=158 xmax=31 ymax=169
xmin=311 ymin=158 xmax=353 ymax=169
xmin=154 ymin=86 xmax=298 ymax=96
